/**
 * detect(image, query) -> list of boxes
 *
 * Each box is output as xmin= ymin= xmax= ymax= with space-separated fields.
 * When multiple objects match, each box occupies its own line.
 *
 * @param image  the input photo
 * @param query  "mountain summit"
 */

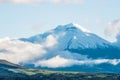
xmin=56 ymin=23 xmax=91 ymax=33
xmin=21 ymin=23 xmax=111 ymax=51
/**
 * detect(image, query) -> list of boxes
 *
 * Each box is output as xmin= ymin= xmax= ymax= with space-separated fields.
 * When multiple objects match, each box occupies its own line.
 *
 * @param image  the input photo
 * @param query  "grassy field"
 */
xmin=0 ymin=60 xmax=120 ymax=80
xmin=2 ymin=68 xmax=119 ymax=80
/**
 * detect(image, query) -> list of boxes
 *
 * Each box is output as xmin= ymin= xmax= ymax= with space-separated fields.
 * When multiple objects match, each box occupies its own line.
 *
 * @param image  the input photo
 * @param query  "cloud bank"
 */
xmin=0 ymin=0 xmax=84 ymax=4
xmin=105 ymin=19 xmax=120 ymax=37
xmin=0 ymin=37 xmax=120 ymax=68
xmin=35 ymin=55 xmax=120 ymax=68
xmin=0 ymin=38 xmax=46 ymax=64
xmin=43 ymin=35 xmax=58 ymax=48
xmin=0 ymin=35 xmax=58 ymax=64
xmin=105 ymin=19 xmax=120 ymax=42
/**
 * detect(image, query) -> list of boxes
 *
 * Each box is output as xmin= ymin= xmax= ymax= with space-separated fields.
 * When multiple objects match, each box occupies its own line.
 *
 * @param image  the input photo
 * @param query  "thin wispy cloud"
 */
xmin=0 ymin=0 xmax=84 ymax=4
xmin=105 ymin=19 xmax=120 ymax=42
xmin=105 ymin=19 xmax=120 ymax=37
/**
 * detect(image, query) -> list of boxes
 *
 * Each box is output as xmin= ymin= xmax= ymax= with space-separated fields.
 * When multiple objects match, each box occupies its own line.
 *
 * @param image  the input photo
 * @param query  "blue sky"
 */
xmin=0 ymin=0 xmax=120 ymax=41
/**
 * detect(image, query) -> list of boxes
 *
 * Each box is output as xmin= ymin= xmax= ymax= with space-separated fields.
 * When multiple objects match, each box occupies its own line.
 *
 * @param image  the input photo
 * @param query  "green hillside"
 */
xmin=0 ymin=59 xmax=120 ymax=80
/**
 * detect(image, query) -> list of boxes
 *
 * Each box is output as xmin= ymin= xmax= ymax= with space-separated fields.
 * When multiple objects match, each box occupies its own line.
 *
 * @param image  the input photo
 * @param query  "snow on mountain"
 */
xmin=57 ymin=23 xmax=91 ymax=33
xmin=21 ymin=23 xmax=110 ymax=50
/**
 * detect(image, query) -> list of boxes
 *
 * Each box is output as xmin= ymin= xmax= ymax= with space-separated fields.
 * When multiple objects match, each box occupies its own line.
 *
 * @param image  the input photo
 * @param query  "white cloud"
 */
xmin=0 ymin=38 xmax=46 ymax=64
xmin=34 ymin=52 xmax=88 ymax=68
xmin=91 ymin=59 xmax=120 ymax=65
xmin=0 ymin=0 xmax=84 ymax=4
xmin=0 ymin=36 xmax=57 ymax=65
xmin=43 ymin=35 xmax=58 ymax=48
xmin=35 ymin=55 xmax=120 ymax=68
xmin=105 ymin=19 xmax=120 ymax=36
xmin=105 ymin=19 xmax=120 ymax=42
xmin=35 ymin=55 xmax=73 ymax=68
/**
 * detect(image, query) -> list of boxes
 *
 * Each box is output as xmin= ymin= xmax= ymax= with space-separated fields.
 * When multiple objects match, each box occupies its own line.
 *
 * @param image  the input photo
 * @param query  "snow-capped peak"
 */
xmin=65 ymin=23 xmax=91 ymax=33
xmin=71 ymin=23 xmax=90 ymax=33
xmin=21 ymin=23 xmax=110 ymax=50
xmin=54 ymin=23 xmax=91 ymax=34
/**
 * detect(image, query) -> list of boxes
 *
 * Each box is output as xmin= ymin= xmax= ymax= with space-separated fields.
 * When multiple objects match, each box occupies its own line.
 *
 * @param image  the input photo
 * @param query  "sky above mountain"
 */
xmin=0 ymin=0 xmax=120 ymax=42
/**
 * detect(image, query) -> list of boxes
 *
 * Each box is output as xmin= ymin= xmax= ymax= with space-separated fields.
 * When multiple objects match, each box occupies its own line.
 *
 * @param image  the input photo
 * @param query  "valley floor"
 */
xmin=0 ymin=69 xmax=120 ymax=80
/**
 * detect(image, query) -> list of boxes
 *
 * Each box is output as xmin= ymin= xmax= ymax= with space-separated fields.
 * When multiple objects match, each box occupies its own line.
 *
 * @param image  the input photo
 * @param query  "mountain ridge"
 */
xmin=1 ymin=23 xmax=120 ymax=73
xmin=21 ymin=23 xmax=111 ymax=49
